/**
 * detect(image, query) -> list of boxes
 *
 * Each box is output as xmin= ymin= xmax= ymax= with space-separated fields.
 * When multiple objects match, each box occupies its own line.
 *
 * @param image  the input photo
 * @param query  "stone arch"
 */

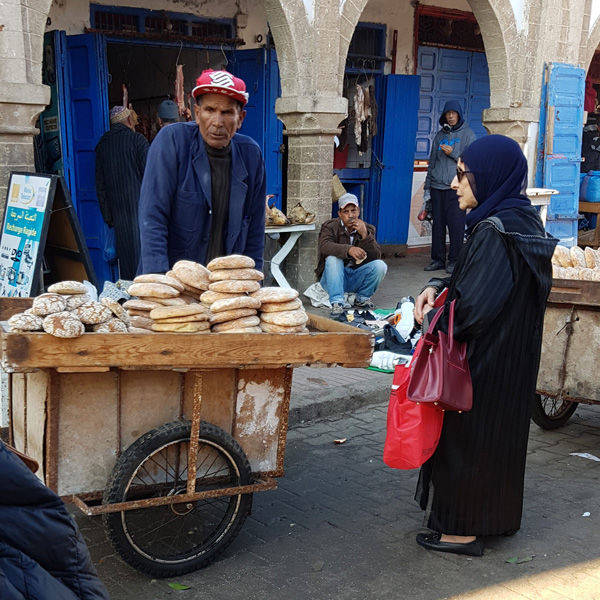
xmin=582 ymin=15 xmax=600 ymax=73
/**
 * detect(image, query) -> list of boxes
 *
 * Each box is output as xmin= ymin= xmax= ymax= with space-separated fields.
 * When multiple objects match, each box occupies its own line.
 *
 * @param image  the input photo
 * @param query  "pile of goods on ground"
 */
xmin=7 ymin=256 xmax=311 ymax=337
xmin=8 ymin=281 xmax=131 ymax=338
xmin=552 ymin=245 xmax=600 ymax=280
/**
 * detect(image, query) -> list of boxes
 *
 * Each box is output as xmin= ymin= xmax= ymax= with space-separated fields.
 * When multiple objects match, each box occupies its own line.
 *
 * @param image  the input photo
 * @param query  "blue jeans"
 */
xmin=320 ymin=256 xmax=387 ymax=305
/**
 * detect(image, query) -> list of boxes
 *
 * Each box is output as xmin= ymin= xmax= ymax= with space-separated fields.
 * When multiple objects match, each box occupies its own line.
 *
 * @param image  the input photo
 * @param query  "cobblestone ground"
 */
xmin=77 ymin=402 xmax=600 ymax=600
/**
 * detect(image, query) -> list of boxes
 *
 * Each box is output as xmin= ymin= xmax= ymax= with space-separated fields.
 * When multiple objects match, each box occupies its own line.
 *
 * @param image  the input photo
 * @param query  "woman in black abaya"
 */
xmin=413 ymin=135 xmax=557 ymax=556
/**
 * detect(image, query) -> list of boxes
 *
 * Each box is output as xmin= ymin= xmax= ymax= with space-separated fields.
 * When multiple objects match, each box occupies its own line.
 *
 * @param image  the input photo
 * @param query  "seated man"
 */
xmin=315 ymin=193 xmax=387 ymax=318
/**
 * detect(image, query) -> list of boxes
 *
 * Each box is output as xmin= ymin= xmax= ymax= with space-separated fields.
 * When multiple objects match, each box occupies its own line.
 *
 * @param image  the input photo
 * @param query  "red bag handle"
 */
xmin=425 ymin=299 xmax=456 ymax=352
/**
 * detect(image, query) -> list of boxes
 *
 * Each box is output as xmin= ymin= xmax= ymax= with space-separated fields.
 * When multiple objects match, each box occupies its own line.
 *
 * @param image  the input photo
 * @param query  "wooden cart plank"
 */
xmin=1 ymin=318 xmax=373 ymax=371
xmin=548 ymin=279 xmax=600 ymax=307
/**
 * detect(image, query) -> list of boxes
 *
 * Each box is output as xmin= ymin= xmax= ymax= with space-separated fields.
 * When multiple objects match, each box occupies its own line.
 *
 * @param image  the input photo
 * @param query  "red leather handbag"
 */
xmin=407 ymin=299 xmax=472 ymax=412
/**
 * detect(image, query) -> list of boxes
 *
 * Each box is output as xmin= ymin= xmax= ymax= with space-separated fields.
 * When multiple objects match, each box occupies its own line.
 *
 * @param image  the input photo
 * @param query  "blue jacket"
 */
xmin=0 ymin=442 xmax=110 ymax=600
xmin=138 ymin=122 xmax=267 ymax=274
xmin=424 ymin=100 xmax=476 ymax=195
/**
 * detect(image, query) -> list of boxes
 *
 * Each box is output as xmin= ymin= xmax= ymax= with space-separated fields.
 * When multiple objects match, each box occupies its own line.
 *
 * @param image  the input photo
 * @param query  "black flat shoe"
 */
xmin=416 ymin=532 xmax=484 ymax=557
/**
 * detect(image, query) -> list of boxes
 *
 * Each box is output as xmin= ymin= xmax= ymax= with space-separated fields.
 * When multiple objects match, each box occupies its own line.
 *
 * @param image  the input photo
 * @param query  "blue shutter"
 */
xmin=375 ymin=74 xmax=420 ymax=244
xmin=538 ymin=62 xmax=585 ymax=246
xmin=233 ymin=48 xmax=283 ymax=209
xmin=61 ymin=33 xmax=116 ymax=283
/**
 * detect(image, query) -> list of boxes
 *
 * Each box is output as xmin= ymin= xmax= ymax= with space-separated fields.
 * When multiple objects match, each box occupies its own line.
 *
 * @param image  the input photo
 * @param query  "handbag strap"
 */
xmin=426 ymin=299 xmax=457 ymax=351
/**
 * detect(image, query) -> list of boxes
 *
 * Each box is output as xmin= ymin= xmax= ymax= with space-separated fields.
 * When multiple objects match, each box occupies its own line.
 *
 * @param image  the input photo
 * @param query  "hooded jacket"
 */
xmin=424 ymin=100 xmax=476 ymax=195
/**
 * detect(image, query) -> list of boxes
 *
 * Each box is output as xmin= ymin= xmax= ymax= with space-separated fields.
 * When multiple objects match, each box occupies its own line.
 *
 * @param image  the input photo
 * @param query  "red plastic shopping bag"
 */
xmin=383 ymin=352 xmax=444 ymax=470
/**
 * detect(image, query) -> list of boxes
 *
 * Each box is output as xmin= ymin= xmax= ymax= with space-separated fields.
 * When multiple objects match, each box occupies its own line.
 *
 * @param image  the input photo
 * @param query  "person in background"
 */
xmin=138 ymin=69 xmax=266 ymax=274
xmin=157 ymin=99 xmax=180 ymax=129
xmin=95 ymin=105 xmax=149 ymax=280
xmin=413 ymin=135 xmax=556 ymax=557
xmin=316 ymin=193 xmax=387 ymax=319
xmin=423 ymin=101 xmax=476 ymax=274
xmin=581 ymin=113 xmax=600 ymax=173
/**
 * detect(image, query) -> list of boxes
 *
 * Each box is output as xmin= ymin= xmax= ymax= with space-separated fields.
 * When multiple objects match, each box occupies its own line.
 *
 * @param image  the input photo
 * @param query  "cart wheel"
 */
xmin=102 ymin=420 xmax=252 ymax=577
xmin=531 ymin=394 xmax=579 ymax=429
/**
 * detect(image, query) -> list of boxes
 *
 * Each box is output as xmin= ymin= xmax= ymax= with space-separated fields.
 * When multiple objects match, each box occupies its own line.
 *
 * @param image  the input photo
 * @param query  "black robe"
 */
xmin=415 ymin=206 xmax=557 ymax=536
xmin=95 ymin=124 xmax=148 ymax=280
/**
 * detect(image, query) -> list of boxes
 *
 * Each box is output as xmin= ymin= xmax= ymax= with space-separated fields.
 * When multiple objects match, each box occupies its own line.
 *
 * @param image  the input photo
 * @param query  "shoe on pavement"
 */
xmin=424 ymin=261 xmax=445 ymax=272
xmin=446 ymin=263 xmax=456 ymax=275
xmin=416 ymin=532 xmax=484 ymax=557
xmin=354 ymin=298 xmax=376 ymax=309
xmin=330 ymin=302 xmax=345 ymax=319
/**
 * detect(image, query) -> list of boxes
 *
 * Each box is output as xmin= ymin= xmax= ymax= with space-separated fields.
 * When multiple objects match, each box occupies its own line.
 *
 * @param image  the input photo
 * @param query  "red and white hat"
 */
xmin=192 ymin=69 xmax=249 ymax=106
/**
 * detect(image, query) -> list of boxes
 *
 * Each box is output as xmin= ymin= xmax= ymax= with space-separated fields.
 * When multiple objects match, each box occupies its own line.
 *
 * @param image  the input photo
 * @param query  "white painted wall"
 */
xmin=47 ymin=0 xmax=268 ymax=49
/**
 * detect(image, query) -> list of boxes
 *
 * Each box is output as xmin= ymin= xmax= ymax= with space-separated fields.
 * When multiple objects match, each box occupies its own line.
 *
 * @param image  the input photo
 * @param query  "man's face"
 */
xmin=339 ymin=203 xmax=360 ymax=229
xmin=194 ymin=93 xmax=246 ymax=148
xmin=445 ymin=111 xmax=459 ymax=127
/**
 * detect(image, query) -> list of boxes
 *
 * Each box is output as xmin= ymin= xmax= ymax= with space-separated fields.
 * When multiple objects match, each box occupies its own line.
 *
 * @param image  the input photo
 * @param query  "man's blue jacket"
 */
xmin=0 ymin=442 xmax=110 ymax=600
xmin=138 ymin=122 xmax=266 ymax=274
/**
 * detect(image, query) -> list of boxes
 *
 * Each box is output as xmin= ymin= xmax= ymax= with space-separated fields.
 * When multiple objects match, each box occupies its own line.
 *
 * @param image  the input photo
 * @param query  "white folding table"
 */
xmin=265 ymin=223 xmax=317 ymax=288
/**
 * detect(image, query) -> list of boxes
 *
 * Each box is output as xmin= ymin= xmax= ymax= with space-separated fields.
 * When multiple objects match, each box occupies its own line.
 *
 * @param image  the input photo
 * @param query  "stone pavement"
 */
xmin=73 ymin=253 xmax=600 ymax=599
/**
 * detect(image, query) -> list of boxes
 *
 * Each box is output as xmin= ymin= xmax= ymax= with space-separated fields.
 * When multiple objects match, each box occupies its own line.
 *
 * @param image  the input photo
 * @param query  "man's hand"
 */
xmin=440 ymin=144 xmax=453 ymax=156
xmin=414 ymin=287 xmax=437 ymax=324
xmin=349 ymin=218 xmax=368 ymax=239
xmin=348 ymin=246 xmax=367 ymax=262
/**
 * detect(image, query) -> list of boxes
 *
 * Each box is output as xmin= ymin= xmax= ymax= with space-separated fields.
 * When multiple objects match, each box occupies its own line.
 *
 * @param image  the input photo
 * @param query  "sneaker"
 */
xmin=446 ymin=263 xmax=456 ymax=274
xmin=330 ymin=302 xmax=345 ymax=319
xmin=398 ymin=295 xmax=415 ymax=308
xmin=354 ymin=298 xmax=376 ymax=309
xmin=424 ymin=261 xmax=445 ymax=272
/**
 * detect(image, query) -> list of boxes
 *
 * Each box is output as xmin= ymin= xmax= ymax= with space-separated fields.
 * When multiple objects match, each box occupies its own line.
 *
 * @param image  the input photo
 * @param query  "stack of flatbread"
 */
xmin=205 ymin=255 xmax=264 ymax=333
xmin=253 ymin=287 xmax=309 ymax=333
xmin=552 ymin=245 xmax=600 ymax=281
xmin=8 ymin=281 xmax=131 ymax=338
xmin=148 ymin=304 xmax=212 ymax=334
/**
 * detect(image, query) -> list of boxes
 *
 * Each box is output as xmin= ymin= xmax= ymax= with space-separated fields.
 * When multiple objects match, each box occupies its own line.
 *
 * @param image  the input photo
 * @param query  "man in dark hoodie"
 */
xmin=95 ymin=105 xmax=149 ymax=280
xmin=423 ymin=100 xmax=476 ymax=274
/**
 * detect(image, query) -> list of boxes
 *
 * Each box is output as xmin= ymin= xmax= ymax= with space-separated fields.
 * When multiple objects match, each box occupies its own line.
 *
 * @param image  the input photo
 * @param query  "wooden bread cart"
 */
xmin=1 ymin=298 xmax=373 ymax=577
xmin=535 ymin=279 xmax=600 ymax=429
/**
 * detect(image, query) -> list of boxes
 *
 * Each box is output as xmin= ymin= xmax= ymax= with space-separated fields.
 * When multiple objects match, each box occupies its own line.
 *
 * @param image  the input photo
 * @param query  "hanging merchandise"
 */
xmin=176 ymin=64 xmax=185 ymax=116
xmin=122 ymin=84 xmax=128 ymax=108
xmin=354 ymin=83 xmax=365 ymax=147
xmin=368 ymin=84 xmax=378 ymax=138
xmin=359 ymin=85 xmax=370 ymax=153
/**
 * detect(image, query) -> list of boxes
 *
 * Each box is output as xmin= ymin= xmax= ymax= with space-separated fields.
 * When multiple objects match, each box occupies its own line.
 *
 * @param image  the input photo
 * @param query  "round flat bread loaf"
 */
xmin=260 ymin=322 xmax=307 ymax=333
xmin=128 ymin=282 xmax=180 ymax=299
xmin=207 ymin=255 xmax=255 ymax=271
xmin=200 ymin=290 xmax=240 ymax=304
xmin=209 ymin=280 xmax=261 ymax=294
xmin=250 ymin=287 xmax=299 ymax=303
xmin=130 ymin=315 xmax=155 ymax=330
xmin=66 ymin=293 xmax=91 ymax=310
xmin=172 ymin=261 xmax=210 ymax=290
xmin=152 ymin=321 xmax=211 ymax=333
xmin=47 ymin=281 xmax=87 ymax=295
xmin=123 ymin=299 xmax=162 ymax=311
xmin=101 ymin=297 xmax=131 ymax=326
xmin=553 ymin=244 xmax=572 ymax=268
xmin=220 ymin=327 xmax=263 ymax=334
xmin=128 ymin=326 xmax=154 ymax=334
xmin=260 ymin=308 xmax=308 ymax=327
xmin=211 ymin=296 xmax=261 ymax=313
xmin=150 ymin=297 xmax=188 ymax=306
xmin=585 ymin=247 xmax=597 ymax=269
xmin=552 ymin=264 xmax=566 ymax=279
xmin=179 ymin=293 xmax=201 ymax=304
xmin=93 ymin=318 xmax=128 ymax=333
xmin=9 ymin=313 xmax=43 ymax=332
xmin=579 ymin=267 xmax=594 ymax=281
xmin=31 ymin=293 xmax=67 ymax=316
xmin=154 ymin=313 xmax=210 ymax=324
xmin=43 ymin=312 xmax=85 ymax=338
xmin=72 ymin=301 xmax=113 ymax=325
xmin=570 ymin=246 xmax=586 ymax=269
xmin=150 ymin=305 xmax=208 ymax=320
xmin=133 ymin=274 xmax=185 ymax=292
xmin=212 ymin=316 xmax=260 ymax=332
xmin=210 ymin=308 xmax=257 ymax=324
xmin=260 ymin=298 xmax=302 ymax=313
xmin=208 ymin=268 xmax=264 ymax=282
xmin=564 ymin=266 xmax=578 ymax=279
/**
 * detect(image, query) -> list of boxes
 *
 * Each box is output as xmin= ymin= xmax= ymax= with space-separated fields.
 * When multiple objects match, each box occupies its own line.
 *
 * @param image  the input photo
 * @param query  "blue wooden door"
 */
xmin=536 ymin=62 xmax=585 ymax=246
xmin=61 ymin=33 xmax=116 ymax=284
xmin=374 ymin=75 xmax=420 ymax=244
xmin=233 ymin=48 xmax=283 ymax=208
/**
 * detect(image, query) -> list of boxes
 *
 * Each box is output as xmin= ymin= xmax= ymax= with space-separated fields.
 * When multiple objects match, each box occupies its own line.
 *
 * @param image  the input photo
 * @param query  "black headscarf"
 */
xmin=462 ymin=135 xmax=531 ymax=233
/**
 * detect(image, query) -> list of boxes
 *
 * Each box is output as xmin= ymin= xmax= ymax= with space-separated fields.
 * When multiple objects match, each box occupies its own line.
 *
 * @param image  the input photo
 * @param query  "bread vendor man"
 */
xmin=137 ymin=69 xmax=266 ymax=274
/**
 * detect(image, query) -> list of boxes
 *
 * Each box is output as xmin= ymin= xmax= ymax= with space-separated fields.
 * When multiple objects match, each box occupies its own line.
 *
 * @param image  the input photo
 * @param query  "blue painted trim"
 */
xmin=334 ymin=168 xmax=370 ymax=180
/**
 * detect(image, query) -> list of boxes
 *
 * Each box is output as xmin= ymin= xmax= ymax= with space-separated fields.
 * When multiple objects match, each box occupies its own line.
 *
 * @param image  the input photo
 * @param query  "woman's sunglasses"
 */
xmin=456 ymin=168 xmax=474 ymax=182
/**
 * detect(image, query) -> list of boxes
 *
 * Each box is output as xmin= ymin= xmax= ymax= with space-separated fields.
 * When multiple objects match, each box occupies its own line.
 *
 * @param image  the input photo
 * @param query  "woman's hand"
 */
xmin=415 ymin=287 xmax=437 ymax=324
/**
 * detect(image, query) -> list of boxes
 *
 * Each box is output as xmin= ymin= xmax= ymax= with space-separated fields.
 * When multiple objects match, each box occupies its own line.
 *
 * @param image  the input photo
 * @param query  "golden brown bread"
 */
xmin=207 ymin=255 xmax=255 ymax=270
xmin=149 ymin=305 xmax=209 ymax=320
xmin=260 ymin=298 xmax=302 ymax=313
xmin=209 ymin=280 xmax=261 ymax=294
xmin=152 ymin=321 xmax=211 ymax=333
xmin=260 ymin=308 xmax=308 ymax=327
xmin=210 ymin=296 xmax=261 ymax=313
xmin=208 ymin=268 xmax=264 ymax=282
xmin=209 ymin=308 xmax=257 ymax=324
xmin=133 ymin=274 xmax=185 ymax=292
xmin=128 ymin=282 xmax=180 ymax=299
xmin=211 ymin=316 xmax=260 ymax=332
xmin=250 ymin=287 xmax=299 ymax=303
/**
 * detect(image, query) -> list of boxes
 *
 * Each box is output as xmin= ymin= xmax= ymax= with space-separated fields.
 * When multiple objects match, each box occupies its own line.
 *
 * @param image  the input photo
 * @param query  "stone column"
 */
xmin=276 ymin=97 xmax=347 ymax=290
xmin=0 ymin=83 xmax=50 ymax=210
